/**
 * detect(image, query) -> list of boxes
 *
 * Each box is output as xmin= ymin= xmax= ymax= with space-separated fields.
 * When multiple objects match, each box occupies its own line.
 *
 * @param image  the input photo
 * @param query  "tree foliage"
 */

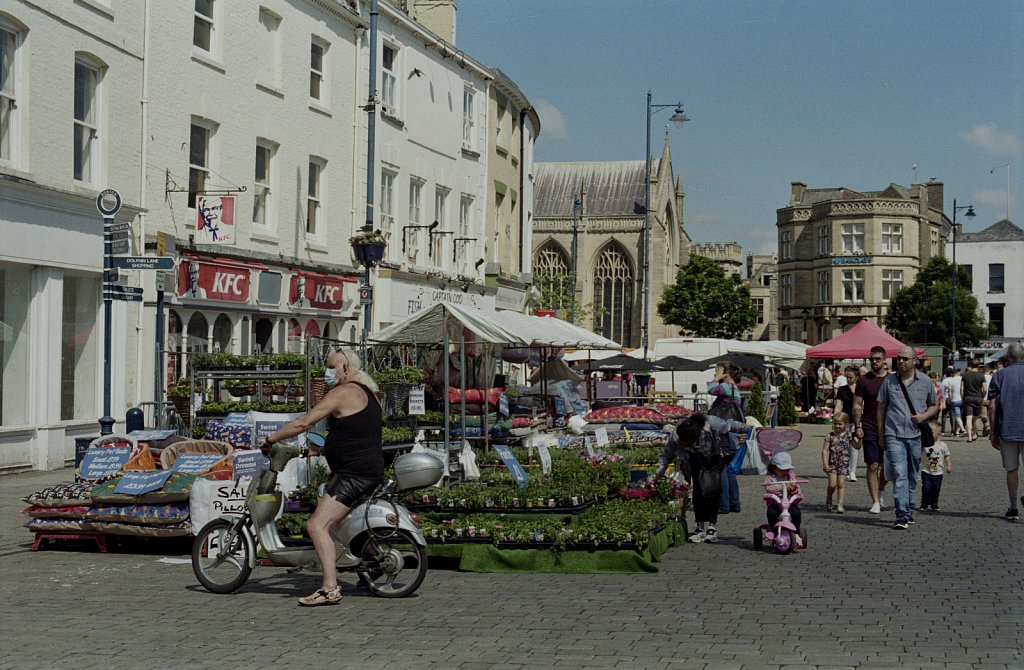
xmin=656 ymin=256 xmax=758 ymax=339
xmin=883 ymin=256 xmax=988 ymax=349
xmin=533 ymin=270 xmax=604 ymax=327
xmin=748 ymin=381 xmax=767 ymax=426
xmin=777 ymin=382 xmax=797 ymax=426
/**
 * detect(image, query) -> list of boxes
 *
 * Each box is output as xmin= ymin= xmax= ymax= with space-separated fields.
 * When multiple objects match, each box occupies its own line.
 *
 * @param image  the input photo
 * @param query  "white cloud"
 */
xmin=533 ymin=99 xmax=568 ymax=141
xmin=960 ymin=122 xmax=1022 ymax=157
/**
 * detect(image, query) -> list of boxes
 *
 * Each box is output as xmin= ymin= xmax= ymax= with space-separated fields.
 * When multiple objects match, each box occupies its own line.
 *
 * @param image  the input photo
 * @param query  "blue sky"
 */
xmin=457 ymin=1 xmax=1024 ymax=255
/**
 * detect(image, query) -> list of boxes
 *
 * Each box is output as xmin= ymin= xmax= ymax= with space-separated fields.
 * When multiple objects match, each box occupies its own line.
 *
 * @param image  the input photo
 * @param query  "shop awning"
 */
xmin=370 ymin=301 xmax=621 ymax=349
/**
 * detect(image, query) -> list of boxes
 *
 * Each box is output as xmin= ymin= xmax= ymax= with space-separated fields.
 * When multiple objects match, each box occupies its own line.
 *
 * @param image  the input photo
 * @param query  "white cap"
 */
xmin=770 ymin=451 xmax=793 ymax=470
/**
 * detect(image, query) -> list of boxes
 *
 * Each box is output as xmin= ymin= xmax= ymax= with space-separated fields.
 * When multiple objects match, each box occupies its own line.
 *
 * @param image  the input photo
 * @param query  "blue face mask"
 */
xmin=324 ymin=368 xmax=338 ymax=389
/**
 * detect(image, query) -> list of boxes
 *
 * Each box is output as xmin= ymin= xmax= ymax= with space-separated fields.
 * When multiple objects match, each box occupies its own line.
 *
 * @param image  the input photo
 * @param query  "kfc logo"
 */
xmin=289 ymin=273 xmax=353 ymax=310
xmin=178 ymin=260 xmax=251 ymax=303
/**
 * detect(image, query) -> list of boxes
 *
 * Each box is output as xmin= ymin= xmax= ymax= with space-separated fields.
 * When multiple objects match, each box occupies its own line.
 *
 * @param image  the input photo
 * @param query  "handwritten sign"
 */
xmin=595 ymin=427 xmax=610 ymax=447
xmin=172 ymin=452 xmax=226 ymax=474
xmin=114 ymin=469 xmax=172 ymax=495
xmin=232 ymin=451 xmax=269 ymax=480
xmin=498 ymin=393 xmax=510 ymax=417
xmin=79 ymin=446 xmax=132 ymax=480
xmin=408 ymin=386 xmax=426 ymax=416
xmin=127 ymin=429 xmax=176 ymax=442
xmin=536 ymin=443 xmax=552 ymax=475
xmin=492 ymin=444 xmax=529 ymax=488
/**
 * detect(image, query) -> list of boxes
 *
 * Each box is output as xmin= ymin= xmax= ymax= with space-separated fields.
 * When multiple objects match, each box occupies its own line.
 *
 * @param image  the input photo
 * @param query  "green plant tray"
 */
xmin=424 ymin=521 xmax=686 ymax=573
xmin=409 ymin=501 xmax=596 ymax=515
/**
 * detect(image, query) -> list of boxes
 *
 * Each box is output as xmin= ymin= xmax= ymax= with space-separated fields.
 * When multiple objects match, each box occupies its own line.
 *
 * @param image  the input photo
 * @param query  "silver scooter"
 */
xmin=191 ymin=436 xmax=443 ymax=598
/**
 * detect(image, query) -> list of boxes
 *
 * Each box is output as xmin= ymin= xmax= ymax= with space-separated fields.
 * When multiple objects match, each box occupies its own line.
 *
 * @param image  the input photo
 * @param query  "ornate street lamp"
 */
xmin=950 ymin=198 xmax=975 ymax=357
xmin=642 ymin=92 xmax=689 ymax=359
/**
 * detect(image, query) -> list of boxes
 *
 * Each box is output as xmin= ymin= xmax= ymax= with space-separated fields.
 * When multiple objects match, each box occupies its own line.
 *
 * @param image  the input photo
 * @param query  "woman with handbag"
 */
xmin=708 ymin=364 xmax=745 ymax=513
xmin=656 ymin=412 xmax=750 ymax=543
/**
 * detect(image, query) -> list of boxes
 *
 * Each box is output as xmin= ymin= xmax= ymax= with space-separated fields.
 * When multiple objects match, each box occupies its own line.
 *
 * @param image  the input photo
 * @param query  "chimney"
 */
xmin=790 ymin=182 xmax=807 ymax=206
xmin=926 ymin=180 xmax=944 ymax=213
xmin=413 ymin=0 xmax=457 ymax=45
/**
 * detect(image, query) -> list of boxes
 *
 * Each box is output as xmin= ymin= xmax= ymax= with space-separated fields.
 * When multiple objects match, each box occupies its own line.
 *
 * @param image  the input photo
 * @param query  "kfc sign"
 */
xmin=177 ymin=260 xmax=251 ymax=302
xmin=289 ymin=274 xmax=352 ymax=311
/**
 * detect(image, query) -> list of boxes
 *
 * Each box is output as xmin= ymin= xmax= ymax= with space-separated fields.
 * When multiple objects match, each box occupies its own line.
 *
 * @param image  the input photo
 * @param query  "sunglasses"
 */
xmin=870 ymin=356 xmax=884 ymax=361
xmin=897 ymin=356 xmax=913 ymax=361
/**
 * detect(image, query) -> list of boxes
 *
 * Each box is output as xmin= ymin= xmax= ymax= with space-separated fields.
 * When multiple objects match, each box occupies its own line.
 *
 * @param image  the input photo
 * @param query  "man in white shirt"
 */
xmin=941 ymin=368 xmax=965 ymax=437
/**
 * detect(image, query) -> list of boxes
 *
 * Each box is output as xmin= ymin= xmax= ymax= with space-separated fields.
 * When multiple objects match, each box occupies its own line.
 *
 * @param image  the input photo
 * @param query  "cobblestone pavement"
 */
xmin=1 ymin=423 xmax=1020 ymax=670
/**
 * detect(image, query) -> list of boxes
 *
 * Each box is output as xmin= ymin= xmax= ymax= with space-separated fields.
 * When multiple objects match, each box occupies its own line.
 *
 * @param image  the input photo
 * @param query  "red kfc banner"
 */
xmin=289 ymin=273 xmax=354 ymax=310
xmin=177 ymin=259 xmax=252 ymax=302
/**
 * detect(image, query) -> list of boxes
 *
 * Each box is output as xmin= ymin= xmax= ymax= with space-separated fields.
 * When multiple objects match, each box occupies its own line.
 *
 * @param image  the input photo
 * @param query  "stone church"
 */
xmin=531 ymin=134 xmax=691 ymax=350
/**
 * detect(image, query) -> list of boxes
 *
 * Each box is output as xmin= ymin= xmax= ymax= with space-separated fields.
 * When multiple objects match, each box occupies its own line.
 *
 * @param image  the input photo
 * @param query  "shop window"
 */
xmin=187 ymin=313 xmax=209 ymax=353
xmin=61 ymin=273 xmax=100 ymax=421
xmin=287 ymin=318 xmax=302 ymax=354
xmin=988 ymin=304 xmax=1004 ymax=337
xmin=74 ymin=55 xmax=104 ymax=184
xmin=254 ymin=318 xmax=274 ymax=354
xmin=193 ymin=0 xmax=216 ymax=54
xmin=212 ymin=313 xmax=232 ymax=353
xmin=1 ymin=21 xmax=24 ymax=167
xmin=257 ymin=271 xmax=281 ymax=305
xmin=0 ymin=263 xmax=31 ymax=425
xmin=989 ymin=263 xmax=1004 ymax=293
xmin=304 ymin=320 xmax=321 ymax=337
xmin=167 ymin=310 xmax=184 ymax=386
xmin=593 ymin=243 xmax=634 ymax=347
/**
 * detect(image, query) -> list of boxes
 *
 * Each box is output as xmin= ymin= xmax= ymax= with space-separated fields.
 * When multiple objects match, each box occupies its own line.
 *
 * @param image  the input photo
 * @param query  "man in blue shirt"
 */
xmin=987 ymin=342 xmax=1024 ymax=521
xmin=876 ymin=346 xmax=938 ymax=529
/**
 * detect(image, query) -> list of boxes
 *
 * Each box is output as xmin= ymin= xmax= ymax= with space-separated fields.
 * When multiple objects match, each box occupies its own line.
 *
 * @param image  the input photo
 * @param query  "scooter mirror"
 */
xmin=307 ymin=432 xmax=326 ymax=450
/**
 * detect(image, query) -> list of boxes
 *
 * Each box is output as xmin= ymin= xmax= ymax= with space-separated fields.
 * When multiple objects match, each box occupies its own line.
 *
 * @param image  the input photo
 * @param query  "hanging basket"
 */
xmin=310 ymin=378 xmax=328 ymax=405
xmin=168 ymin=394 xmax=191 ymax=425
xmin=351 ymin=240 xmax=387 ymax=267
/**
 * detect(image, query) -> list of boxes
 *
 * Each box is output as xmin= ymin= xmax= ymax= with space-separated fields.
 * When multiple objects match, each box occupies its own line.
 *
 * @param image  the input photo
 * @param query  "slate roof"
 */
xmin=793 ymin=183 xmax=911 ymax=206
xmin=957 ymin=219 xmax=1023 ymax=243
xmin=534 ymin=160 xmax=657 ymax=217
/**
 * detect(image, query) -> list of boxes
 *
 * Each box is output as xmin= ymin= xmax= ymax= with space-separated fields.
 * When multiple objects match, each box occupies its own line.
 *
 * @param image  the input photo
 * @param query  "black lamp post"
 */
xmin=569 ymin=195 xmax=582 ymax=323
xmin=950 ymin=198 xmax=975 ymax=356
xmin=642 ymin=91 xmax=689 ymax=359
xmin=801 ymin=308 xmax=810 ymax=343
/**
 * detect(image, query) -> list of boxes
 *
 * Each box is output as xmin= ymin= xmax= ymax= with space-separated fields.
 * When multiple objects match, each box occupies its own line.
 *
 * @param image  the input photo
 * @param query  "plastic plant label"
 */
xmin=595 ymin=427 xmax=610 ymax=446
xmin=492 ymin=443 xmax=529 ymax=488
xmin=537 ymin=443 xmax=552 ymax=475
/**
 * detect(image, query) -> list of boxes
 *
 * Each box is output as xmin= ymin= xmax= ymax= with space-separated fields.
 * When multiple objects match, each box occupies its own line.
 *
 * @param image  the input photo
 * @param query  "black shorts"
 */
xmin=963 ymin=396 xmax=984 ymax=418
xmin=862 ymin=427 xmax=884 ymax=465
xmin=323 ymin=473 xmax=383 ymax=507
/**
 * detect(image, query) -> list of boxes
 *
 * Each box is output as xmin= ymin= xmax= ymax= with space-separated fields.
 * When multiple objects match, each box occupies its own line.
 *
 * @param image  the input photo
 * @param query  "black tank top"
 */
xmin=323 ymin=382 xmax=383 ymax=479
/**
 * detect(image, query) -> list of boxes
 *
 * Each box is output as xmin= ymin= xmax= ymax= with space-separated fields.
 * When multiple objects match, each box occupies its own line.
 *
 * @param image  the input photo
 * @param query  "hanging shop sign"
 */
xmin=389 ymin=277 xmax=496 ymax=321
xmin=289 ymin=273 xmax=355 ymax=311
xmin=177 ymin=259 xmax=252 ymax=302
xmin=195 ymin=195 xmax=236 ymax=245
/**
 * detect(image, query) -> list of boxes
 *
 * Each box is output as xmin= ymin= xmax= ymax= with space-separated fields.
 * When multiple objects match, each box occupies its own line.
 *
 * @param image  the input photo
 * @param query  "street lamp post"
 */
xmin=950 ymin=198 xmax=975 ymax=358
xmin=569 ymin=195 xmax=581 ymax=324
xmin=642 ymin=91 xmax=689 ymax=360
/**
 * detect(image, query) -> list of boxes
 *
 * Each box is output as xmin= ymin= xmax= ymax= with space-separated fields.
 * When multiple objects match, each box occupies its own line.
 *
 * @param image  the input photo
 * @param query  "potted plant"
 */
xmin=350 ymin=229 xmax=388 ymax=267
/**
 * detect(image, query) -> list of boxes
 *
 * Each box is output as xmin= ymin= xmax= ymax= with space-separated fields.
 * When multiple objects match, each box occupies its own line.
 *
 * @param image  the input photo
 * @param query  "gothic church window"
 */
xmin=593 ymin=243 xmax=633 ymax=347
xmin=534 ymin=242 xmax=571 ymax=310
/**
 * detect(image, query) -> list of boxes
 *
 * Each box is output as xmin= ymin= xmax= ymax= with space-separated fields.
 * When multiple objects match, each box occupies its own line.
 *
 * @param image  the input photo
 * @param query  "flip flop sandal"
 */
xmin=298 ymin=587 xmax=343 ymax=606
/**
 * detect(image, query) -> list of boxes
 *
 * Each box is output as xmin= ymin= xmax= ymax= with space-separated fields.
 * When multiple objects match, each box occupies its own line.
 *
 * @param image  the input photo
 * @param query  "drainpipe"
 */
xmin=136 ymin=0 xmax=152 ymax=406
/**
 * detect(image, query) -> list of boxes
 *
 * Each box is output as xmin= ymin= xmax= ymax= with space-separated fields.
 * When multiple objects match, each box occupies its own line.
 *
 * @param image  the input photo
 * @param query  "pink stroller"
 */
xmin=753 ymin=428 xmax=807 ymax=554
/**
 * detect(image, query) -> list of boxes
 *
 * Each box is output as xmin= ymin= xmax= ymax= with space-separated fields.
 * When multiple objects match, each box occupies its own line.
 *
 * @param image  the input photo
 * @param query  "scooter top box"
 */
xmin=393 ymin=453 xmax=444 ymax=491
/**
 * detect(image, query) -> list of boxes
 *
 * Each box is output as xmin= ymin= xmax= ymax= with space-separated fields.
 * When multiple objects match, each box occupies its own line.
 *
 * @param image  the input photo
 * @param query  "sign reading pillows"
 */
xmin=79 ymin=446 xmax=132 ymax=480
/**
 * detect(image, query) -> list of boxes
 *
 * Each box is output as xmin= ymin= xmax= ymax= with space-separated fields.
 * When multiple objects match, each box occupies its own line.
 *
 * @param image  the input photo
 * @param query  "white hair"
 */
xmin=332 ymin=348 xmax=379 ymax=394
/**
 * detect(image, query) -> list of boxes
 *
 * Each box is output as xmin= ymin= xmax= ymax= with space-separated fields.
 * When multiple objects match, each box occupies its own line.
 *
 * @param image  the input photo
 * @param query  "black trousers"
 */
xmin=692 ymin=466 xmax=722 ymax=524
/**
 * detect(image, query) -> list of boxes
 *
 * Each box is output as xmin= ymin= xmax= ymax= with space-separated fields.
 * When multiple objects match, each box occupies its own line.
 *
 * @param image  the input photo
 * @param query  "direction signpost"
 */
xmin=97 ymin=188 xmax=174 ymax=435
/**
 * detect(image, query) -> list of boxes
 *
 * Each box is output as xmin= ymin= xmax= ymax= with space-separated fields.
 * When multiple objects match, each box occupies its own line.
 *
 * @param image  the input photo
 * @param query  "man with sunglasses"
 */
xmin=876 ymin=346 xmax=938 ymax=529
xmin=853 ymin=345 xmax=889 ymax=513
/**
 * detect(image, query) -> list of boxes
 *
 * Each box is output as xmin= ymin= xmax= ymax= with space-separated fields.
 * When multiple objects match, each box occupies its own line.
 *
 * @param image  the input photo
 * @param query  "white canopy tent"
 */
xmin=371 ymin=301 xmax=621 ymax=350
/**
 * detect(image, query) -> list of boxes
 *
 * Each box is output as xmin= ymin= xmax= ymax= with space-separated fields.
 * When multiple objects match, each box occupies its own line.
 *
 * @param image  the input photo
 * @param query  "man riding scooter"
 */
xmin=260 ymin=347 xmax=382 ymax=607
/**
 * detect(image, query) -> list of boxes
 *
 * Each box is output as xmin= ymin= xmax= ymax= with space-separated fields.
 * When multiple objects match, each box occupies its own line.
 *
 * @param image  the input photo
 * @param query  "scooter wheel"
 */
xmin=773 ymin=528 xmax=794 ymax=554
xmin=355 ymin=529 xmax=428 ymax=598
xmin=752 ymin=528 xmax=763 ymax=551
xmin=192 ymin=518 xmax=254 ymax=594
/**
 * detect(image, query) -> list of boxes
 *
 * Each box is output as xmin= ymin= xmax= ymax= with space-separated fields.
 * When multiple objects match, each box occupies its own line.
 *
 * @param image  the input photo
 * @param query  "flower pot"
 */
xmin=352 ymin=240 xmax=387 ymax=267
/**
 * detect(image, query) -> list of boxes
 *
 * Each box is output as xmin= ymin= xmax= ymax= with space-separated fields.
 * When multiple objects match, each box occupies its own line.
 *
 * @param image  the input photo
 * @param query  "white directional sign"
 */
xmin=106 ymin=222 xmax=132 ymax=233
xmin=111 ymin=256 xmax=175 ymax=270
xmin=110 ymin=240 xmax=130 ymax=255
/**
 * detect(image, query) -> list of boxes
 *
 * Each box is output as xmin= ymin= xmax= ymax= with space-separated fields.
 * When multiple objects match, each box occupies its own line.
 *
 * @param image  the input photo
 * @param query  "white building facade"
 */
xmin=946 ymin=219 xmax=1024 ymax=347
xmin=0 ymin=0 xmax=537 ymax=471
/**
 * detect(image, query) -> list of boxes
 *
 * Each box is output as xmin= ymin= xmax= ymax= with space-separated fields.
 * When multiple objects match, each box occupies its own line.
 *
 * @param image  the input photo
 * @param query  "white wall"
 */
xmin=947 ymin=238 xmax=1024 ymax=339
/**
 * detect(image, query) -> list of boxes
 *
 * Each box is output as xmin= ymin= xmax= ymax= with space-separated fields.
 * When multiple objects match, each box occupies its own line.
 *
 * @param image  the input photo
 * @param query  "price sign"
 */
xmin=595 ymin=427 xmax=610 ymax=447
xmin=127 ymin=429 xmax=176 ymax=442
xmin=113 ymin=469 xmax=172 ymax=495
xmin=79 ymin=446 xmax=132 ymax=480
xmin=232 ymin=451 xmax=270 ymax=480
xmin=408 ymin=385 xmax=426 ymax=415
xmin=172 ymin=452 xmax=226 ymax=474
xmin=498 ymin=393 xmax=510 ymax=417
xmin=536 ymin=443 xmax=552 ymax=475
xmin=492 ymin=443 xmax=529 ymax=488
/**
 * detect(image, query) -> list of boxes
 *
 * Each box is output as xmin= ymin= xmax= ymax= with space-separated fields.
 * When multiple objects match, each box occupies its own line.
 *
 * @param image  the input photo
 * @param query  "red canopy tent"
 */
xmin=806 ymin=319 xmax=920 ymax=359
